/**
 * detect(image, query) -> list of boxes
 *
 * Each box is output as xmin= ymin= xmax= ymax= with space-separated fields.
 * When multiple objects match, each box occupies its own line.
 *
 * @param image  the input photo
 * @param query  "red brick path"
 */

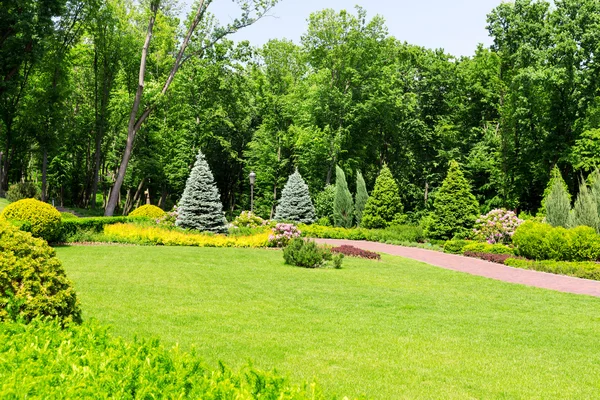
xmin=315 ymin=239 xmax=600 ymax=297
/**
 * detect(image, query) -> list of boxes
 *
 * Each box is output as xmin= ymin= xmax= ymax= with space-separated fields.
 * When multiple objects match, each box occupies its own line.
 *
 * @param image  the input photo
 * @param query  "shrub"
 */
xmin=570 ymin=225 xmax=600 ymax=261
xmin=354 ymin=171 xmax=369 ymax=226
xmin=0 ymin=319 xmax=319 ymax=398
xmin=1 ymin=198 xmax=62 ymax=242
xmin=361 ymin=165 xmax=403 ymax=229
xmin=275 ymin=170 xmax=316 ymax=224
xmin=232 ymin=211 xmax=265 ymax=229
xmin=570 ymin=180 xmax=599 ymax=231
xmin=461 ymin=242 xmax=514 ymax=255
xmin=0 ymin=220 xmax=81 ymax=323
xmin=443 ymin=239 xmax=470 ymax=254
xmin=330 ymin=245 xmax=381 ymax=260
xmin=268 ymin=223 xmax=301 ymax=247
xmin=545 ymin=171 xmax=571 ymax=227
xmin=176 ymin=151 xmax=227 ymax=233
xmin=129 ymin=204 xmax=166 ymax=219
xmin=60 ymin=211 xmax=78 ymax=219
xmin=157 ymin=205 xmax=178 ymax=227
xmin=299 ymin=224 xmax=424 ymax=244
xmin=472 ymin=209 xmax=523 ymax=244
xmin=427 ymin=160 xmax=479 ymax=240
xmin=314 ymin=185 xmax=335 ymax=225
xmin=333 ymin=166 xmax=354 ymax=228
xmin=6 ymin=182 xmax=39 ymax=202
xmin=505 ymin=258 xmax=600 ymax=281
xmin=463 ymin=252 xmax=513 ymax=264
xmin=283 ymin=238 xmax=342 ymax=269
xmin=61 ymin=216 xmax=148 ymax=240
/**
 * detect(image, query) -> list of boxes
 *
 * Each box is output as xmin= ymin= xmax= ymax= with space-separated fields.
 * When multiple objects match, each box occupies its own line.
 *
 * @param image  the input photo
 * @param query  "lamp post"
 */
xmin=249 ymin=171 xmax=256 ymax=213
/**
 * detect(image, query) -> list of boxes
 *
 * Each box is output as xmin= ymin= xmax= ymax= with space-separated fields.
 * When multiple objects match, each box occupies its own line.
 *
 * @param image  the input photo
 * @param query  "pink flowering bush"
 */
xmin=473 ymin=209 xmax=523 ymax=244
xmin=268 ymin=223 xmax=301 ymax=247
xmin=157 ymin=205 xmax=178 ymax=227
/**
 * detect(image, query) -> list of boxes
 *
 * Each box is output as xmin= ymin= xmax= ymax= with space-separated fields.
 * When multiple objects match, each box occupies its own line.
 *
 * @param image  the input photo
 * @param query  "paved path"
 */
xmin=315 ymin=239 xmax=600 ymax=298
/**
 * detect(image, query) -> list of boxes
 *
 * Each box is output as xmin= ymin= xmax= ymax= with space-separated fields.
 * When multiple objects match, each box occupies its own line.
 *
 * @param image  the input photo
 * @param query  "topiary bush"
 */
xmin=6 ymin=182 xmax=40 ymax=202
xmin=361 ymin=165 xmax=403 ymax=229
xmin=1 ymin=198 xmax=62 ymax=242
xmin=0 ymin=220 xmax=81 ymax=323
xmin=129 ymin=204 xmax=166 ymax=219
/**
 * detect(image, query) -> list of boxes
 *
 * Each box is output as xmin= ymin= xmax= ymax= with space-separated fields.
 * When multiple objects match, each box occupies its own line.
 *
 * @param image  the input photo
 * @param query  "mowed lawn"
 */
xmin=57 ymin=246 xmax=600 ymax=399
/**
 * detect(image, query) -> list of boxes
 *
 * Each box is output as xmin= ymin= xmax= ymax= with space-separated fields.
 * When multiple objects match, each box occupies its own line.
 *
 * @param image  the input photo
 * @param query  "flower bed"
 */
xmin=330 ymin=245 xmax=381 ymax=260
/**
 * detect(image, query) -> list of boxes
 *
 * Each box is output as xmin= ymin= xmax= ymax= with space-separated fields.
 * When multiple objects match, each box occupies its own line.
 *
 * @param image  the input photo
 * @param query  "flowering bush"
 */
xmin=268 ymin=223 xmax=301 ymax=247
xmin=157 ymin=205 xmax=178 ymax=227
xmin=473 ymin=209 xmax=523 ymax=244
xmin=231 ymin=211 xmax=265 ymax=229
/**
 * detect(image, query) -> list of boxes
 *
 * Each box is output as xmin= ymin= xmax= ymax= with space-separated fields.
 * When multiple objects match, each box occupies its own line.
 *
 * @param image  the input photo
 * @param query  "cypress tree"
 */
xmin=354 ymin=170 xmax=369 ymax=226
xmin=428 ymin=160 xmax=479 ymax=240
xmin=545 ymin=172 xmax=571 ymax=228
xmin=361 ymin=165 xmax=403 ymax=229
xmin=274 ymin=169 xmax=316 ymax=223
xmin=333 ymin=165 xmax=354 ymax=228
xmin=176 ymin=151 xmax=227 ymax=233
xmin=571 ymin=179 xmax=599 ymax=232
xmin=540 ymin=165 xmax=571 ymax=215
xmin=590 ymin=169 xmax=600 ymax=224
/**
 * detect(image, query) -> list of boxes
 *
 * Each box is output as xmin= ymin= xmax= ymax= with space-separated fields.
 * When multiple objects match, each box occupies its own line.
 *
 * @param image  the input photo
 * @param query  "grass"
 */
xmin=57 ymin=245 xmax=600 ymax=399
xmin=0 ymin=197 xmax=10 ymax=212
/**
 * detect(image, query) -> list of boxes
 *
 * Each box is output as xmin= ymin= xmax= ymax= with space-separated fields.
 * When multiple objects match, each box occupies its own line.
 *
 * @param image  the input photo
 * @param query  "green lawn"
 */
xmin=57 ymin=246 xmax=600 ymax=399
xmin=0 ymin=197 xmax=10 ymax=212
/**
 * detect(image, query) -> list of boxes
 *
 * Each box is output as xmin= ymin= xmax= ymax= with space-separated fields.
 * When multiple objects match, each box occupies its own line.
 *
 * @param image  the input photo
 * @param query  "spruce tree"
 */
xmin=176 ymin=151 xmax=227 ymax=233
xmin=361 ymin=165 xmax=403 ymax=229
xmin=333 ymin=165 xmax=354 ymax=228
xmin=274 ymin=169 xmax=316 ymax=223
xmin=427 ymin=160 xmax=479 ymax=240
xmin=540 ymin=165 xmax=571 ymax=215
xmin=570 ymin=179 xmax=599 ymax=232
xmin=545 ymin=175 xmax=571 ymax=228
xmin=354 ymin=170 xmax=369 ymax=226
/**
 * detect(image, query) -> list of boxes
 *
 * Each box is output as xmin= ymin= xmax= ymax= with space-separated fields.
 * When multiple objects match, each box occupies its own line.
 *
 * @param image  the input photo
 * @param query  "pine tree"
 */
xmin=333 ymin=165 xmax=354 ymax=228
xmin=274 ymin=169 xmax=316 ymax=223
xmin=354 ymin=170 xmax=369 ymax=226
xmin=427 ymin=160 xmax=479 ymax=240
xmin=361 ymin=165 xmax=403 ymax=229
xmin=545 ymin=173 xmax=571 ymax=228
xmin=176 ymin=151 xmax=227 ymax=233
xmin=540 ymin=165 xmax=571 ymax=215
xmin=570 ymin=179 xmax=599 ymax=232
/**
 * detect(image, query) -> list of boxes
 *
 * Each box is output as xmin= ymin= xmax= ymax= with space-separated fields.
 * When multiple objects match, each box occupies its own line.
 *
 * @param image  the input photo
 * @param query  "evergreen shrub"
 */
xmin=333 ymin=166 xmax=354 ymax=228
xmin=570 ymin=180 xmax=599 ymax=231
xmin=545 ymin=171 xmax=571 ymax=227
xmin=129 ymin=204 xmax=166 ymax=219
xmin=1 ymin=198 xmax=62 ymax=242
xmin=283 ymin=238 xmax=342 ymax=268
xmin=443 ymin=239 xmax=471 ymax=254
xmin=354 ymin=171 xmax=369 ymax=226
xmin=539 ymin=166 xmax=570 ymax=216
xmin=361 ymin=165 xmax=403 ymax=229
xmin=0 ymin=220 xmax=81 ymax=323
xmin=314 ymin=185 xmax=335 ymax=225
xmin=274 ymin=170 xmax=316 ymax=224
xmin=6 ymin=182 xmax=39 ymax=202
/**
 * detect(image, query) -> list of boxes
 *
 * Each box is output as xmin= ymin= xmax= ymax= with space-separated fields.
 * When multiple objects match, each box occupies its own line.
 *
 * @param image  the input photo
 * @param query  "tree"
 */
xmin=354 ymin=171 xmax=369 ymax=226
xmin=176 ymin=151 xmax=226 ymax=233
xmin=427 ymin=160 xmax=479 ymax=240
xmin=333 ymin=165 xmax=354 ymax=228
xmin=540 ymin=166 xmax=571 ymax=215
xmin=545 ymin=178 xmax=571 ymax=228
xmin=590 ymin=169 xmax=600 ymax=225
xmin=274 ymin=170 xmax=315 ymax=224
xmin=570 ymin=179 xmax=599 ymax=232
xmin=314 ymin=184 xmax=335 ymax=225
xmin=361 ymin=165 xmax=403 ymax=229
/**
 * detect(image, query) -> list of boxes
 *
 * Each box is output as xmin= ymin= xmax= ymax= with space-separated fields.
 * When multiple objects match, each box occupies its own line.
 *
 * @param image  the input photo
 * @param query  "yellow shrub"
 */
xmin=129 ymin=205 xmax=165 ymax=219
xmin=1 ymin=198 xmax=62 ymax=241
xmin=104 ymin=224 xmax=270 ymax=248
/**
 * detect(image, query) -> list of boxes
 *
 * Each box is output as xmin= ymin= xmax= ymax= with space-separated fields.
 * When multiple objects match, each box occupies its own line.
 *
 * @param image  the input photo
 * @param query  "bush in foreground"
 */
xmin=283 ymin=238 xmax=343 ymax=268
xmin=129 ymin=204 xmax=165 ymax=219
xmin=0 ymin=220 xmax=81 ymax=324
xmin=1 ymin=198 xmax=62 ymax=242
xmin=0 ymin=319 xmax=320 ymax=399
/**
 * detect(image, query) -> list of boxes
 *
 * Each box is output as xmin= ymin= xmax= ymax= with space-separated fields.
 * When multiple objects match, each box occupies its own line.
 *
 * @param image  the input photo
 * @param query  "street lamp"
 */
xmin=249 ymin=171 xmax=256 ymax=213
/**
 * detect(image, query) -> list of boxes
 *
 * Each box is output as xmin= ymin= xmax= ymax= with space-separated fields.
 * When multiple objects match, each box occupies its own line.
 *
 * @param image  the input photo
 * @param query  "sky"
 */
xmin=201 ymin=0 xmax=510 ymax=57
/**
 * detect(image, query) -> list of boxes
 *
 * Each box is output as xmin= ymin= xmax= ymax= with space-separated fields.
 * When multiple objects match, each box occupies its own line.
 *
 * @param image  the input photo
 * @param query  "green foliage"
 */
xmin=314 ymin=185 xmax=335 ymax=225
xmin=283 ymin=238 xmax=341 ymax=268
xmin=1 ymin=198 xmax=62 ymax=242
xmin=129 ymin=204 xmax=166 ymax=219
xmin=176 ymin=151 xmax=227 ymax=233
xmin=0 ymin=220 xmax=81 ymax=323
xmin=461 ymin=242 xmax=514 ymax=255
xmin=570 ymin=180 xmax=599 ymax=232
xmin=6 ymin=182 xmax=40 ymax=202
xmin=361 ymin=165 xmax=403 ymax=229
xmin=540 ymin=166 xmax=571 ymax=216
xmin=505 ymin=258 xmax=600 ymax=281
xmin=427 ymin=161 xmax=479 ymax=240
xmin=590 ymin=169 xmax=600 ymax=228
xmin=231 ymin=211 xmax=265 ymax=228
xmin=300 ymin=224 xmax=424 ymax=244
xmin=545 ymin=173 xmax=571 ymax=227
xmin=60 ymin=212 xmax=78 ymax=220
xmin=60 ymin=216 xmax=148 ymax=241
xmin=443 ymin=239 xmax=471 ymax=254
xmin=275 ymin=170 xmax=316 ymax=224
xmin=333 ymin=166 xmax=354 ymax=228
xmin=0 ymin=319 xmax=318 ymax=398
xmin=354 ymin=171 xmax=369 ymax=226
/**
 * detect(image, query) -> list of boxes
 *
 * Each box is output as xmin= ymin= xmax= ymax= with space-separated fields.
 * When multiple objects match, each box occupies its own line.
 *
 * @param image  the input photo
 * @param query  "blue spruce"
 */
xmin=274 ymin=170 xmax=316 ymax=223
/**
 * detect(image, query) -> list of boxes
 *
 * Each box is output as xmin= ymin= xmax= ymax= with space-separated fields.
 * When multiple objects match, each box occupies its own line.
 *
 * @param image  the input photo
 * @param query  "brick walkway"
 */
xmin=315 ymin=239 xmax=600 ymax=297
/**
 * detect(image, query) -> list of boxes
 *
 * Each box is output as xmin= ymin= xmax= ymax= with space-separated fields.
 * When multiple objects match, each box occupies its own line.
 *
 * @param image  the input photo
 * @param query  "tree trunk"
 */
xmin=41 ymin=148 xmax=48 ymax=202
xmin=158 ymin=188 xmax=167 ymax=209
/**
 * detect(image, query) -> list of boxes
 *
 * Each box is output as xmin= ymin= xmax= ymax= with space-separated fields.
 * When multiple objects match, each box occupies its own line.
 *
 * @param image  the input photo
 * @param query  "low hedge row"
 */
xmin=443 ymin=240 xmax=514 ymax=255
xmin=505 ymin=258 xmax=600 ymax=281
xmin=61 ymin=216 xmax=149 ymax=239
xmin=0 ymin=319 xmax=319 ymax=398
xmin=299 ymin=224 xmax=424 ymax=244
xmin=463 ymin=251 xmax=513 ymax=264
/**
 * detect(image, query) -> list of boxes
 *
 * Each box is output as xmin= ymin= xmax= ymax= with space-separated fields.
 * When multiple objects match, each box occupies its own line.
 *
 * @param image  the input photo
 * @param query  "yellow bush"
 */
xmin=1 ymin=198 xmax=62 ymax=241
xmin=104 ymin=224 xmax=270 ymax=248
xmin=129 ymin=205 xmax=165 ymax=219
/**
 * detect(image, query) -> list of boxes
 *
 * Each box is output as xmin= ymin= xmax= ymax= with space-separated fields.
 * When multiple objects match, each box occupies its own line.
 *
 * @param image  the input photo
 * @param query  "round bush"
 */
xmin=129 ymin=204 xmax=165 ymax=219
xmin=0 ymin=220 xmax=82 ymax=323
xmin=6 ymin=182 xmax=40 ymax=202
xmin=1 ymin=198 xmax=62 ymax=241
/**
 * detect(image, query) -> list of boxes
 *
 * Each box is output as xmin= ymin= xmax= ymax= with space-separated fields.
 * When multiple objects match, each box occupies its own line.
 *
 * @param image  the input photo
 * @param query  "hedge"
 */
xmin=504 ymin=258 xmax=600 ymax=281
xmin=60 ymin=216 xmax=149 ymax=239
xmin=300 ymin=224 xmax=424 ymax=243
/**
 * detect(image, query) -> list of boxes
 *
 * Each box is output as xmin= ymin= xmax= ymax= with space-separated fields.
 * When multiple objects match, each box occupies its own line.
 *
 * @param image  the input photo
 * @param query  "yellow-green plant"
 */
xmin=1 ymin=198 xmax=62 ymax=241
xmin=129 ymin=204 xmax=166 ymax=219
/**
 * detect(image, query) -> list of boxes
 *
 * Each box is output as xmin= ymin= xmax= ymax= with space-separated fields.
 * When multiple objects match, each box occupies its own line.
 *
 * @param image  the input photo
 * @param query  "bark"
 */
xmin=158 ymin=188 xmax=167 ymax=209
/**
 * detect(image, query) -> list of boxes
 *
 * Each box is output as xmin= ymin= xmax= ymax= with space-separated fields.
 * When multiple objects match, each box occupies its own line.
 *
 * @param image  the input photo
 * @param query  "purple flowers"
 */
xmin=473 ymin=209 xmax=523 ymax=245
xmin=268 ymin=223 xmax=301 ymax=247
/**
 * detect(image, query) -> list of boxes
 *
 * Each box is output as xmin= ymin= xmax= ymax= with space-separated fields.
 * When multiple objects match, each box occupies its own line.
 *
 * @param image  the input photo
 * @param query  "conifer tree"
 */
xmin=333 ymin=165 xmax=354 ymax=228
xmin=176 ymin=151 xmax=227 ymax=233
xmin=274 ymin=170 xmax=316 ymax=223
xmin=427 ymin=160 xmax=479 ymax=240
xmin=540 ymin=165 xmax=571 ymax=215
xmin=354 ymin=170 xmax=369 ymax=226
xmin=570 ymin=179 xmax=599 ymax=232
xmin=545 ymin=173 xmax=571 ymax=228
xmin=361 ymin=165 xmax=403 ymax=229
xmin=590 ymin=169 xmax=600 ymax=224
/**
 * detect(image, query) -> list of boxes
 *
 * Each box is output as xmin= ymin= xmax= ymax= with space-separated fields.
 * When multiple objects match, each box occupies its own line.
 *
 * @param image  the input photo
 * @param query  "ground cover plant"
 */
xmin=330 ymin=245 xmax=381 ymax=260
xmin=58 ymin=245 xmax=600 ymax=399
